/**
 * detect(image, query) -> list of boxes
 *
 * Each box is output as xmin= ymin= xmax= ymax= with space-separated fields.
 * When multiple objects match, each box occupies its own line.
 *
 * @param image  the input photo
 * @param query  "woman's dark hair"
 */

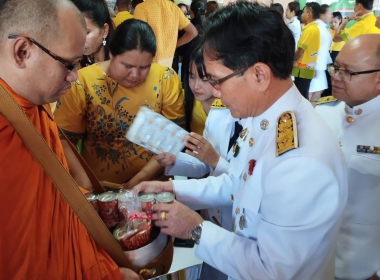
xmin=270 ymin=3 xmax=284 ymax=16
xmin=304 ymin=2 xmax=321 ymax=20
xmin=296 ymin=9 xmax=302 ymax=21
xmin=110 ymin=19 xmax=157 ymax=57
xmin=190 ymin=0 xmax=205 ymax=28
xmin=72 ymin=0 xmax=115 ymax=65
xmin=205 ymin=1 xmax=219 ymax=18
xmin=288 ymin=1 xmax=300 ymax=14
xmin=319 ymin=4 xmax=330 ymax=15
xmin=203 ymin=1 xmax=295 ymax=80
xmin=182 ymin=44 xmax=207 ymax=132
xmin=333 ymin=11 xmax=343 ymax=23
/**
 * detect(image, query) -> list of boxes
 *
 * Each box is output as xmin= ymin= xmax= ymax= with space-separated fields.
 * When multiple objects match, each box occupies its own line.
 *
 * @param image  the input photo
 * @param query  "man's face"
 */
xmin=204 ymin=55 xmax=260 ymax=119
xmin=28 ymin=8 xmax=86 ymax=105
xmin=301 ymin=7 xmax=311 ymax=24
xmin=332 ymin=42 xmax=380 ymax=107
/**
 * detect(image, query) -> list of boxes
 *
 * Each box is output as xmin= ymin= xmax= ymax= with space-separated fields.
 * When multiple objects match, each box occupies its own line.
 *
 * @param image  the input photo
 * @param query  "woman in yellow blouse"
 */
xmin=182 ymin=45 xmax=215 ymax=135
xmin=55 ymin=19 xmax=185 ymax=188
xmin=330 ymin=12 xmax=345 ymax=61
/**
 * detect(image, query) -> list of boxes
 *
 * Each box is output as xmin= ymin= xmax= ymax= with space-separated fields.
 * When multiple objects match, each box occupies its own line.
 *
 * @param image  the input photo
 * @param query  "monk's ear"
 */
xmin=10 ymin=37 xmax=34 ymax=69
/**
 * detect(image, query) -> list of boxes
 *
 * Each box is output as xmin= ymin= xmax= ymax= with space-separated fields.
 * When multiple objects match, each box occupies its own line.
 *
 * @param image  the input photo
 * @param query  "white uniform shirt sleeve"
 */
xmin=165 ymin=152 xmax=211 ymax=178
xmin=174 ymin=173 xmax=233 ymax=210
xmin=211 ymin=156 xmax=230 ymax=177
xmin=195 ymin=157 xmax=342 ymax=280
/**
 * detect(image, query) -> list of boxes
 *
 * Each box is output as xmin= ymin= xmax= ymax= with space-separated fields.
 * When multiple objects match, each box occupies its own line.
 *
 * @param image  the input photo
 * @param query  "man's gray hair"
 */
xmin=0 ymin=0 xmax=85 ymax=46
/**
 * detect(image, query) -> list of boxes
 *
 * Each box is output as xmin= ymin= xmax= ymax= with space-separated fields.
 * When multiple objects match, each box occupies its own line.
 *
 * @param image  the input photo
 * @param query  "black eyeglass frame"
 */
xmin=208 ymin=68 xmax=247 ymax=90
xmin=328 ymin=63 xmax=380 ymax=82
xmin=8 ymin=34 xmax=81 ymax=72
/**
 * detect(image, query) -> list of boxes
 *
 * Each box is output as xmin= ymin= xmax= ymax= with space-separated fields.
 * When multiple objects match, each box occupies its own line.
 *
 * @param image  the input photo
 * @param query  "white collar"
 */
xmin=344 ymin=94 xmax=380 ymax=118
xmin=250 ymin=85 xmax=302 ymax=133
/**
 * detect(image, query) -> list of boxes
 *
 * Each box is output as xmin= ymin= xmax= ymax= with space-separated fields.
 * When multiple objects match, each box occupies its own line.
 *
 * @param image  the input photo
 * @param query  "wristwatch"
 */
xmin=190 ymin=223 xmax=203 ymax=245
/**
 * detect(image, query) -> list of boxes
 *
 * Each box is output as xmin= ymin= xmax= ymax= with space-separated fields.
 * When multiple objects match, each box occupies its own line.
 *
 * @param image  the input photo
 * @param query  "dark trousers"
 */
xmin=322 ymin=51 xmax=339 ymax=97
xmin=294 ymin=77 xmax=312 ymax=99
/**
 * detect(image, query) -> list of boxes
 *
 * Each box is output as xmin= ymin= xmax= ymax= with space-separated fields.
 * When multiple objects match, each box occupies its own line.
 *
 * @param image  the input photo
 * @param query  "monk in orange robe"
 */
xmin=0 ymin=0 xmax=138 ymax=279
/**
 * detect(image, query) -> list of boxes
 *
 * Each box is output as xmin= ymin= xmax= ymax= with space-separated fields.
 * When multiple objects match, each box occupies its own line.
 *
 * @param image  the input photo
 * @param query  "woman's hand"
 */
xmin=184 ymin=132 xmax=220 ymax=169
xmin=154 ymin=153 xmax=176 ymax=167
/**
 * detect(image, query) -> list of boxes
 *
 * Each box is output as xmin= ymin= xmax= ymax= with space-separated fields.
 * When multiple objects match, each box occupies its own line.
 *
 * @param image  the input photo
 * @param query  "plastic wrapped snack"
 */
xmin=114 ymin=212 xmax=152 ymax=250
xmin=126 ymin=107 xmax=188 ymax=156
xmin=118 ymin=189 xmax=141 ymax=222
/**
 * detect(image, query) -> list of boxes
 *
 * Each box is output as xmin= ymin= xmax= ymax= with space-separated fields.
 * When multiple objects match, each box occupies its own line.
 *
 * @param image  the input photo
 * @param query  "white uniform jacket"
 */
xmin=288 ymin=16 xmax=301 ymax=50
xmin=174 ymin=85 xmax=348 ymax=280
xmin=314 ymin=19 xmax=332 ymax=71
xmin=316 ymin=95 xmax=380 ymax=280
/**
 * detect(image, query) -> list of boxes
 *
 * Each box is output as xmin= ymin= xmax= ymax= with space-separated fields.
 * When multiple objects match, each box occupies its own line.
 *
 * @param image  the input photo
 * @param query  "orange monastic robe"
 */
xmin=0 ymin=79 xmax=122 ymax=280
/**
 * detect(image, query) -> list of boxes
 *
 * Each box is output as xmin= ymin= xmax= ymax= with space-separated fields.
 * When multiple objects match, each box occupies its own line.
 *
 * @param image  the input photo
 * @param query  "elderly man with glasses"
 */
xmin=316 ymin=34 xmax=380 ymax=280
xmin=134 ymin=2 xmax=348 ymax=279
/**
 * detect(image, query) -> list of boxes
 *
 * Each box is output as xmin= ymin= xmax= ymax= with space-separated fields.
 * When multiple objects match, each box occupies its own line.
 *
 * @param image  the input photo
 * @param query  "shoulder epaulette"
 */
xmin=316 ymin=96 xmax=338 ymax=105
xmin=276 ymin=111 xmax=299 ymax=157
xmin=210 ymin=98 xmax=226 ymax=109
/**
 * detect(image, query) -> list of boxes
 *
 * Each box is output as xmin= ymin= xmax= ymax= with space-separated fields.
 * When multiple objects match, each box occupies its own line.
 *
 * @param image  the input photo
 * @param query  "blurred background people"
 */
xmin=205 ymin=1 xmax=219 ymax=18
xmin=309 ymin=4 xmax=333 ymax=104
xmin=293 ymin=2 xmax=321 ymax=99
xmin=112 ymin=0 xmax=133 ymax=28
xmin=286 ymin=1 xmax=301 ymax=49
xmin=134 ymin=0 xmax=197 ymax=67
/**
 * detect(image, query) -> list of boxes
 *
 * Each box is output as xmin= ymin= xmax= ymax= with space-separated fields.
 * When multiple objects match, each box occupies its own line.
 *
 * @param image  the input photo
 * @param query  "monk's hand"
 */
xmin=184 ymin=132 xmax=220 ymax=169
xmin=154 ymin=152 xmax=176 ymax=167
xmin=366 ymin=273 xmax=380 ymax=280
xmin=151 ymin=200 xmax=204 ymax=240
xmin=376 ymin=16 xmax=380 ymax=29
xmin=132 ymin=180 xmax=174 ymax=195
xmin=119 ymin=268 xmax=142 ymax=280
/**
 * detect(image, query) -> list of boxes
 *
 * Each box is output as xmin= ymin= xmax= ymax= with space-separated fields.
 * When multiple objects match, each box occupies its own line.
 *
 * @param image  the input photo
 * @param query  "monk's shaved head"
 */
xmin=343 ymin=34 xmax=380 ymax=67
xmin=0 ymin=0 xmax=85 ymax=46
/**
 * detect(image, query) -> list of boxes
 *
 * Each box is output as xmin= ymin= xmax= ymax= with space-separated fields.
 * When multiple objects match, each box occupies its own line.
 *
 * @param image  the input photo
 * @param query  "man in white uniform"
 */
xmin=316 ymin=34 xmax=380 ymax=280
xmin=135 ymin=3 xmax=348 ymax=279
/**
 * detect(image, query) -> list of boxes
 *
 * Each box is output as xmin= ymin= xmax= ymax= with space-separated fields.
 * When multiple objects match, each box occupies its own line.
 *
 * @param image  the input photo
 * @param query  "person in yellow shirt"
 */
xmin=333 ymin=0 xmax=380 ymax=42
xmin=293 ymin=2 xmax=321 ymax=99
xmin=54 ymin=19 xmax=185 ymax=189
xmin=113 ymin=0 xmax=133 ymax=28
xmin=133 ymin=0 xmax=198 ymax=67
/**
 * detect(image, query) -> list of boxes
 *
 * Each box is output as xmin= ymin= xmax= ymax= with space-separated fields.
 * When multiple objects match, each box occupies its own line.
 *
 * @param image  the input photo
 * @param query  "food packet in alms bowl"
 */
xmin=113 ymin=212 xmax=152 ymax=251
xmin=126 ymin=107 xmax=188 ymax=156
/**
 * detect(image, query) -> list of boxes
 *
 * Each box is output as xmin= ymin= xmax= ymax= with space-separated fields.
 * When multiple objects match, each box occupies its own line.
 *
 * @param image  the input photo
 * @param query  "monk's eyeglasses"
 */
xmin=8 ymin=34 xmax=82 ymax=72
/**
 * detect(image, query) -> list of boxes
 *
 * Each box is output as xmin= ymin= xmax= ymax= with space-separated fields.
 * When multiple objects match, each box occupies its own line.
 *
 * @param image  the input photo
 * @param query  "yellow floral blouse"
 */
xmin=54 ymin=63 xmax=185 ymax=184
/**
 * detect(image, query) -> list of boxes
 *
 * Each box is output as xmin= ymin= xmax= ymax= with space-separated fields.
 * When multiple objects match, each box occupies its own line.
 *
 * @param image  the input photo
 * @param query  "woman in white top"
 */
xmin=309 ymin=4 xmax=333 ymax=103
xmin=285 ymin=1 xmax=301 ymax=50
